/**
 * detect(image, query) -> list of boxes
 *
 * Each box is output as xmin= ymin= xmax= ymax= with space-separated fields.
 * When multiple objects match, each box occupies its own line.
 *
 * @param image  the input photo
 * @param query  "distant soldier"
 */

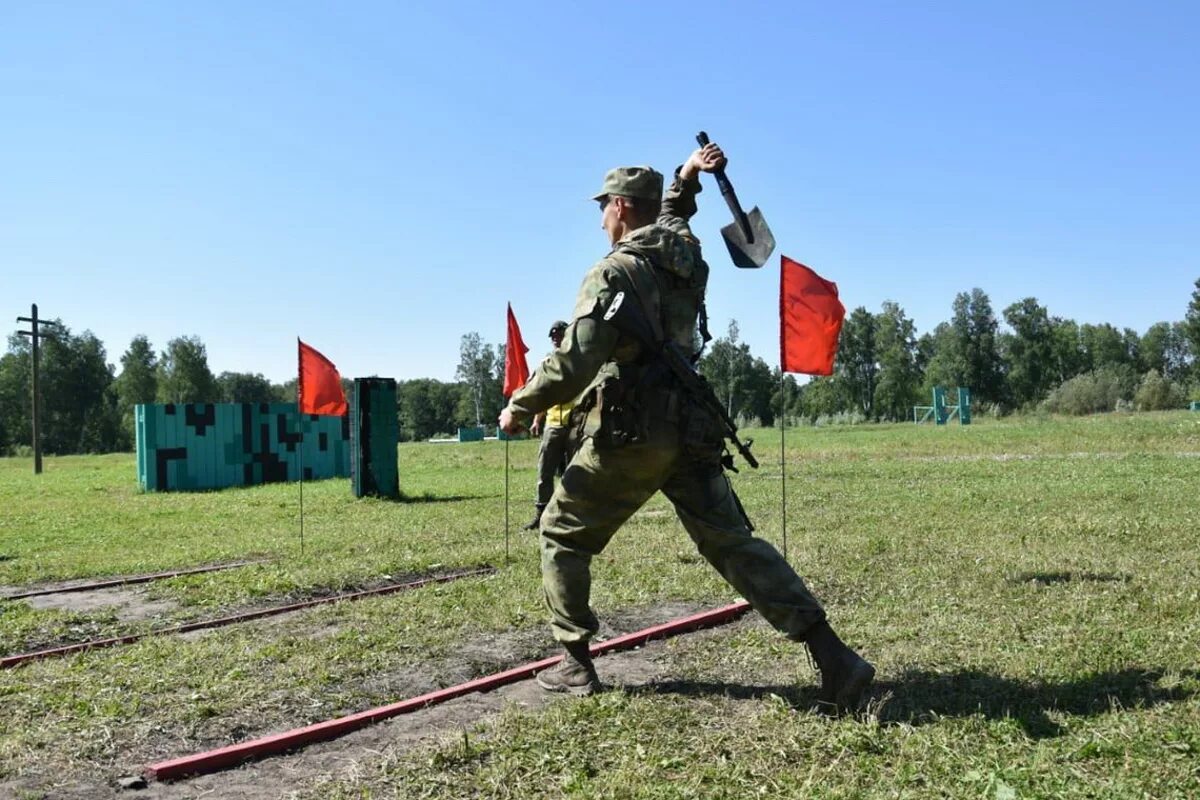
xmin=499 ymin=141 xmax=874 ymax=711
xmin=523 ymin=320 xmax=573 ymax=531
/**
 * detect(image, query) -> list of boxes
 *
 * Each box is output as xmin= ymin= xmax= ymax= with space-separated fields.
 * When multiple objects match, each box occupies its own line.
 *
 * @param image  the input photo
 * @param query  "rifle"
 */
xmin=660 ymin=339 xmax=759 ymax=470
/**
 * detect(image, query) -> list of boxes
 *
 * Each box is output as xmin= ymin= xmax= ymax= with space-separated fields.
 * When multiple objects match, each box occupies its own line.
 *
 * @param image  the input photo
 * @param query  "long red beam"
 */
xmin=1 ymin=560 xmax=268 ymax=600
xmin=1 ymin=567 xmax=496 ymax=670
xmin=144 ymin=600 xmax=751 ymax=782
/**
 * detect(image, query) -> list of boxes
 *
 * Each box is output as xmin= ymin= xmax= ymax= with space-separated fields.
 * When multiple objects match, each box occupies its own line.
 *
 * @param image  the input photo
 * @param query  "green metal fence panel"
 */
xmin=458 ymin=426 xmax=485 ymax=442
xmin=351 ymin=378 xmax=400 ymax=499
xmin=933 ymin=387 xmax=948 ymax=425
xmin=134 ymin=403 xmax=349 ymax=491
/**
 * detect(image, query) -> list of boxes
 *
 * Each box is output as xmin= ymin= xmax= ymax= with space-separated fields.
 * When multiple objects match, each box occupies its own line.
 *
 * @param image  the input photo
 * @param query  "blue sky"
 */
xmin=3 ymin=2 xmax=1197 ymax=383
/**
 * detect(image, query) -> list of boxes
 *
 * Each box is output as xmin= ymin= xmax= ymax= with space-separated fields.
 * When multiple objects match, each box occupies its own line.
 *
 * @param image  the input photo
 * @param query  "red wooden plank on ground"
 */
xmin=1 ymin=567 xmax=496 ymax=669
xmin=143 ymin=600 xmax=750 ymax=782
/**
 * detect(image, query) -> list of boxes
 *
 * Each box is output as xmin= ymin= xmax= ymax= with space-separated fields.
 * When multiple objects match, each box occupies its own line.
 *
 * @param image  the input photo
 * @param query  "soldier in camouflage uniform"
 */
xmin=499 ymin=142 xmax=874 ymax=711
xmin=523 ymin=320 xmax=574 ymax=531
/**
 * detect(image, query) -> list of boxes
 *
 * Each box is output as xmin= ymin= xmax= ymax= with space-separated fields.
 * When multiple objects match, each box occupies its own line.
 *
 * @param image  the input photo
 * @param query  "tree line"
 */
xmin=711 ymin=280 xmax=1200 ymax=425
xmin=0 ymin=328 xmax=513 ymax=455
xmin=3 ymin=278 xmax=1198 ymax=455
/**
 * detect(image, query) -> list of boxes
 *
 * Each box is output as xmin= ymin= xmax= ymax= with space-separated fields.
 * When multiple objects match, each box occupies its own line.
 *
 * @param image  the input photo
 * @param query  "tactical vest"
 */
xmin=576 ymin=226 xmax=713 ymax=448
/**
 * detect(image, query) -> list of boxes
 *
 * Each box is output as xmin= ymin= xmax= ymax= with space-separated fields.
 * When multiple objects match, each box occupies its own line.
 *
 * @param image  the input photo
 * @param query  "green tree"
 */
xmin=1001 ymin=297 xmax=1055 ymax=407
xmin=1185 ymin=278 xmax=1200 ymax=382
xmin=1079 ymin=323 xmax=1139 ymax=398
xmin=741 ymin=356 xmax=777 ymax=427
xmin=455 ymin=332 xmax=498 ymax=428
xmin=798 ymin=375 xmax=847 ymax=421
xmin=836 ymin=307 xmax=878 ymax=417
xmin=956 ymin=288 xmax=1005 ymax=405
xmin=217 ymin=371 xmax=277 ymax=404
xmin=1080 ymin=323 xmax=1130 ymax=371
xmin=1 ymin=323 xmax=123 ymax=454
xmin=1048 ymin=317 xmax=1086 ymax=384
xmin=397 ymin=378 xmax=461 ymax=440
xmin=115 ymin=335 xmax=157 ymax=445
xmin=920 ymin=322 xmax=962 ymax=397
xmin=156 ymin=336 xmax=218 ymax=404
xmin=0 ymin=335 xmax=32 ymax=453
xmin=700 ymin=320 xmax=756 ymax=420
xmin=1133 ymin=369 xmax=1186 ymax=411
xmin=872 ymin=301 xmax=921 ymax=421
xmin=1140 ymin=322 xmax=1191 ymax=383
xmin=771 ymin=374 xmax=804 ymax=426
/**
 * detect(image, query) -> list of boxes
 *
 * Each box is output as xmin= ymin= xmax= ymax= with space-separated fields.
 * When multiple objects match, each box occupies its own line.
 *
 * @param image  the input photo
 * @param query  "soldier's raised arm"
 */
xmin=658 ymin=142 xmax=728 ymax=236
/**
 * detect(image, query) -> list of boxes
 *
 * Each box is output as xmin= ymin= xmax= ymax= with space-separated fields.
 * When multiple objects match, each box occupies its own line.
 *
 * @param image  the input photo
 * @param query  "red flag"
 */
xmin=297 ymin=339 xmax=348 ymax=416
xmin=780 ymin=255 xmax=845 ymax=375
xmin=503 ymin=303 xmax=530 ymax=398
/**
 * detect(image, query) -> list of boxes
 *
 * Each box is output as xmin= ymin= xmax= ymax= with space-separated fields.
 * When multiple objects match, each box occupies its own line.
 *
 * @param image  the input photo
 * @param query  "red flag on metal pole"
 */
xmin=779 ymin=255 xmax=845 ymax=376
xmin=297 ymin=339 xmax=348 ymax=416
xmin=502 ymin=303 xmax=530 ymax=398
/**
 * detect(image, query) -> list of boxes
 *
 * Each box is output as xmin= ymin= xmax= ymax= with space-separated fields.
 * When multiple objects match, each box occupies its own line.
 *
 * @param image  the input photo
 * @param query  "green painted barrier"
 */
xmin=135 ymin=403 xmax=349 ymax=491
xmin=351 ymin=378 xmax=399 ymax=499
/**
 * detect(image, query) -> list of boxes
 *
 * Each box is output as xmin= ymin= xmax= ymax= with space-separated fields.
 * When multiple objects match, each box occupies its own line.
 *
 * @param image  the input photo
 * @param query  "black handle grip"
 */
xmin=695 ymin=131 xmax=750 ymax=239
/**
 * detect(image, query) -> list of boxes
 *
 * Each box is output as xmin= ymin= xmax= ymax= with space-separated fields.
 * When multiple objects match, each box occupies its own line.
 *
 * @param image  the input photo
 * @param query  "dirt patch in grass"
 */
xmin=23 ymin=586 xmax=179 ymax=622
xmin=2 ymin=601 xmax=745 ymax=800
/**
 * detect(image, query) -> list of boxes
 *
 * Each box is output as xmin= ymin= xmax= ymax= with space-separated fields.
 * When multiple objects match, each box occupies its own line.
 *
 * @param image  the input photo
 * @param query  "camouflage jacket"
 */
xmin=507 ymin=171 xmax=709 ymax=425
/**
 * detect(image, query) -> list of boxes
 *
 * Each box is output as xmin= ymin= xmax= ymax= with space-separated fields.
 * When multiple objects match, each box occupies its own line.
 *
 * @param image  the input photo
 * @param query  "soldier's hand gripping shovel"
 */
xmin=697 ymin=131 xmax=775 ymax=268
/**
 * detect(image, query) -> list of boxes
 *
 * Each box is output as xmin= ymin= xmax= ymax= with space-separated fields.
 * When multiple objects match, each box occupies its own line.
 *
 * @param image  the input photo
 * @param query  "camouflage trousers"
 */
xmin=535 ymin=424 xmax=572 ymax=507
xmin=539 ymin=421 xmax=826 ymax=643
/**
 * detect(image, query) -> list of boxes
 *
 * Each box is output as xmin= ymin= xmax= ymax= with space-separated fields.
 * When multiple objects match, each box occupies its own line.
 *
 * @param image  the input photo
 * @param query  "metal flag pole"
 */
xmin=779 ymin=373 xmax=788 ymax=562
xmin=299 ymin=429 xmax=305 ymax=557
xmin=296 ymin=337 xmax=305 ymax=558
xmin=504 ymin=436 xmax=511 ymax=562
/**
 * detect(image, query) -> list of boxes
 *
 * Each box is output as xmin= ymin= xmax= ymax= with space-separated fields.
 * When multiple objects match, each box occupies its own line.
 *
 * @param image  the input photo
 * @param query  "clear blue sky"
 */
xmin=3 ymin=2 xmax=1197 ymax=383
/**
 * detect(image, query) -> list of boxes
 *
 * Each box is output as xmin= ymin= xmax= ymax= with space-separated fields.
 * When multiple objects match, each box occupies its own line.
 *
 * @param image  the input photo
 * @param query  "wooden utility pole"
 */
xmin=16 ymin=304 xmax=60 ymax=474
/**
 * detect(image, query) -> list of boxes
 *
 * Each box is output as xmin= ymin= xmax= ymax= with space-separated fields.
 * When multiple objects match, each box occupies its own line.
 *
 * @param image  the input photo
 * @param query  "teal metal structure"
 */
xmin=457 ymin=426 xmax=485 ymax=442
xmin=135 ymin=403 xmax=349 ymax=491
xmin=350 ymin=378 xmax=400 ymax=499
xmin=913 ymin=387 xmax=972 ymax=425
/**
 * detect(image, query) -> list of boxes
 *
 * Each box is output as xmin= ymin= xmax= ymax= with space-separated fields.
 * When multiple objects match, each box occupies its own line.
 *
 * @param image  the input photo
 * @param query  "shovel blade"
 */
xmin=719 ymin=206 xmax=775 ymax=268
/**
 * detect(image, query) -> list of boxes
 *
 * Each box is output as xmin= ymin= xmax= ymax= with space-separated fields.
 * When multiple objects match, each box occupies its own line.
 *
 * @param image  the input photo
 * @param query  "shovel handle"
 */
xmin=696 ymin=132 xmax=752 ymax=240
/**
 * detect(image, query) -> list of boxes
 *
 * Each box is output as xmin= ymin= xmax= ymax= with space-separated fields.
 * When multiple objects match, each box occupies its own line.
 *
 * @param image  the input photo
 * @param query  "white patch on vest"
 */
xmin=604 ymin=291 xmax=625 ymax=321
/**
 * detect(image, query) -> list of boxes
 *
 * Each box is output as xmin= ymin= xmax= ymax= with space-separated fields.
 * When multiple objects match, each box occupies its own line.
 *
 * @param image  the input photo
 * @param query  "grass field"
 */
xmin=1 ymin=412 xmax=1198 ymax=798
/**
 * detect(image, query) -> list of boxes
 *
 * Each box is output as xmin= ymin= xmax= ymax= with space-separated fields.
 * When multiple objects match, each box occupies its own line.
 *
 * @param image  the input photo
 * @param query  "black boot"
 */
xmin=806 ymin=622 xmax=875 ymax=713
xmin=522 ymin=503 xmax=546 ymax=531
xmin=536 ymin=641 xmax=603 ymax=696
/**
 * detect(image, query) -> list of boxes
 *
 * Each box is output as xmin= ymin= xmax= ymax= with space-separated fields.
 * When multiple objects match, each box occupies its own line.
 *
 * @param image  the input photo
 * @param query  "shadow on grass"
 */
xmin=1007 ymin=571 xmax=1133 ymax=585
xmin=633 ymin=668 xmax=1196 ymax=738
xmin=397 ymin=492 xmax=496 ymax=504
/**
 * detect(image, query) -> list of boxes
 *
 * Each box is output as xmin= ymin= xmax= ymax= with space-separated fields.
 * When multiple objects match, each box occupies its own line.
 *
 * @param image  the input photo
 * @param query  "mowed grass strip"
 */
xmin=1 ymin=412 xmax=1198 ymax=797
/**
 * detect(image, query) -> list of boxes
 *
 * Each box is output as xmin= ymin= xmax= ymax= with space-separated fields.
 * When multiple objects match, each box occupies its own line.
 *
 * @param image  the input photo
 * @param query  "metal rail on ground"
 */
xmin=144 ymin=600 xmax=752 ymax=782
xmin=1 ymin=566 xmax=496 ymax=669
xmin=0 ymin=560 xmax=270 ymax=601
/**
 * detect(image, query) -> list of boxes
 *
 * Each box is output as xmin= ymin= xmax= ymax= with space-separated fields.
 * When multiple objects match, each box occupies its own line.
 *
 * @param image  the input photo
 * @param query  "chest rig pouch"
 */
xmin=589 ymin=366 xmax=650 ymax=448
xmin=579 ymin=245 xmax=709 ymax=453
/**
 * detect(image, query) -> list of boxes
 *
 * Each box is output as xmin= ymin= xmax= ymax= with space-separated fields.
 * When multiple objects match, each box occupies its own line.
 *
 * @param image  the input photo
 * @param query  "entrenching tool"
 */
xmin=696 ymin=131 xmax=775 ymax=269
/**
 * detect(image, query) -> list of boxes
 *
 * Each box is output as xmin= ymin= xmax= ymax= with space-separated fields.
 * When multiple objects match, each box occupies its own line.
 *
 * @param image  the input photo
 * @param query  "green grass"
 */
xmin=2 ymin=412 xmax=1199 ymax=797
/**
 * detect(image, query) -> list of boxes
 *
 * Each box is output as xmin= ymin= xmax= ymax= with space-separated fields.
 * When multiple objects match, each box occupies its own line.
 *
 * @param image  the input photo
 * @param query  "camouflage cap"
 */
xmin=591 ymin=166 xmax=663 ymax=202
xmin=549 ymin=320 xmax=568 ymax=336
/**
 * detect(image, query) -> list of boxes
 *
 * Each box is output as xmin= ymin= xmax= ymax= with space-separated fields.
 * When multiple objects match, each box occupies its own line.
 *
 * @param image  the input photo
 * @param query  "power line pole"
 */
xmin=16 ymin=304 xmax=60 ymax=474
